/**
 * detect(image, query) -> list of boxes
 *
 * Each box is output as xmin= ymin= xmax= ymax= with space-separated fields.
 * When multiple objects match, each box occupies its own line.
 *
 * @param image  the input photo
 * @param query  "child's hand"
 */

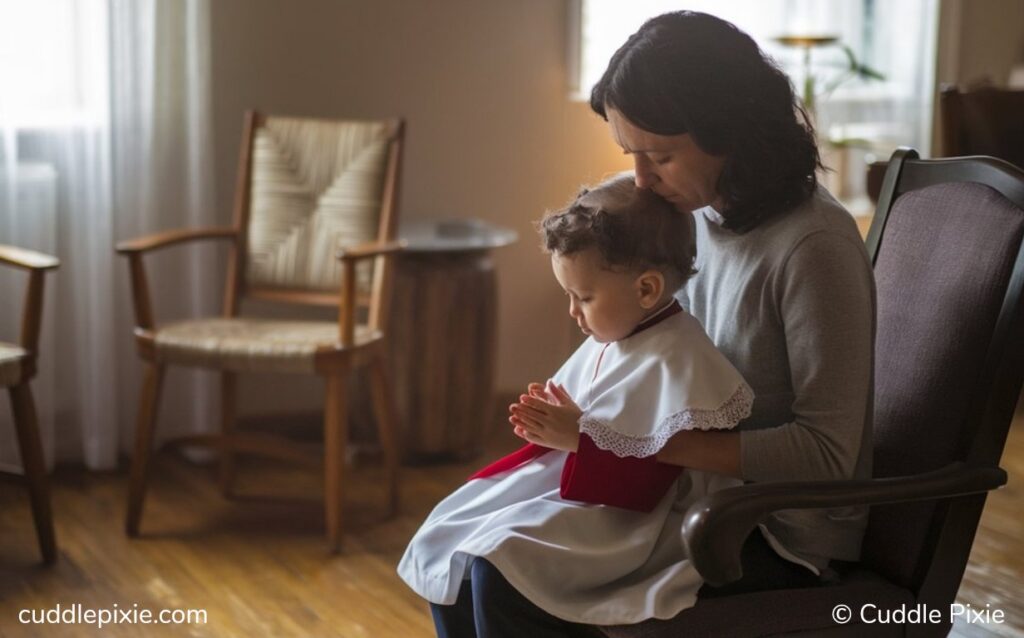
xmin=508 ymin=380 xmax=582 ymax=452
xmin=526 ymin=382 xmax=550 ymax=400
xmin=509 ymin=381 xmax=554 ymax=441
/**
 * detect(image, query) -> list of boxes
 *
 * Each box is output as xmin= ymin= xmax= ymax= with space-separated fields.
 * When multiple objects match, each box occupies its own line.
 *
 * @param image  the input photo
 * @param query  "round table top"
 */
xmin=398 ymin=218 xmax=519 ymax=253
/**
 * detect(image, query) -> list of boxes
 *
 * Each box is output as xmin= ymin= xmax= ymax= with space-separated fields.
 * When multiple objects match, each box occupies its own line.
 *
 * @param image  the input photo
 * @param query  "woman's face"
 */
xmin=607 ymin=108 xmax=726 ymax=213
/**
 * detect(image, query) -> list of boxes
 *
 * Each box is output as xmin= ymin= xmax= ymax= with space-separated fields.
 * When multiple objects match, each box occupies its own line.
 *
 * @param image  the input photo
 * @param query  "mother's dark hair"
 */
xmin=591 ymin=11 xmax=821 ymax=231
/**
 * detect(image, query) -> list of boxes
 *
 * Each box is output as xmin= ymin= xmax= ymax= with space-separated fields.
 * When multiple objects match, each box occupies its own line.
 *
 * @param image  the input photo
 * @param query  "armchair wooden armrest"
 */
xmin=0 ymin=245 xmax=60 ymax=357
xmin=115 ymin=226 xmax=238 ymax=254
xmin=116 ymin=226 xmax=237 ymax=330
xmin=0 ymin=245 xmax=60 ymax=271
xmin=335 ymin=240 xmax=406 ymax=346
xmin=682 ymin=462 xmax=1007 ymax=586
xmin=336 ymin=239 xmax=406 ymax=262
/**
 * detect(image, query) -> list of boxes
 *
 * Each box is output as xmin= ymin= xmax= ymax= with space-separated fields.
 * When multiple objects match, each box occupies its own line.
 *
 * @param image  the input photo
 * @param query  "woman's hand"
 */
xmin=509 ymin=381 xmax=582 ymax=452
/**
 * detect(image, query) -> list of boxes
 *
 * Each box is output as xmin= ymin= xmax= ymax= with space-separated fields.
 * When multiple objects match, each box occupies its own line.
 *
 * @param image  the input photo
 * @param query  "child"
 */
xmin=397 ymin=174 xmax=754 ymax=627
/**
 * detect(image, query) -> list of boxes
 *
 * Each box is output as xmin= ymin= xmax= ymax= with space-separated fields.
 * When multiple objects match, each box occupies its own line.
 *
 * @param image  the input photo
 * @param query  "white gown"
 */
xmin=397 ymin=309 xmax=754 ymax=625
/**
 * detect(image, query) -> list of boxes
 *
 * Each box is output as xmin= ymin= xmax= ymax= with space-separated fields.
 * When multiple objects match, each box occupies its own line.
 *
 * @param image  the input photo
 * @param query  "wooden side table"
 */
xmin=361 ymin=219 xmax=517 ymax=463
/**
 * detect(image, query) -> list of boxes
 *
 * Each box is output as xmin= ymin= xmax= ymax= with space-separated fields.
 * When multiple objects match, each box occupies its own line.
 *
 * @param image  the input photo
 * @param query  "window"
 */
xmin=572 ymin=0 xmax=940 ymax=156
xmin=0 ymin=0 xmax=108 ymax=129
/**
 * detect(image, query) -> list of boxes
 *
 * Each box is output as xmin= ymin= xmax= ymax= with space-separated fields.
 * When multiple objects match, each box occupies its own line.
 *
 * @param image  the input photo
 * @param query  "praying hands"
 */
xmin=509 ymin=380 xmax=582 ymax=452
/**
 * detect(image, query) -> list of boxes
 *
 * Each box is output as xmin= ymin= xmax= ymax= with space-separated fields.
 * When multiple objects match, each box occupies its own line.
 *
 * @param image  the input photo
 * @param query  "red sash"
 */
xmin=468 ymin=443 xmax=551 ymax=480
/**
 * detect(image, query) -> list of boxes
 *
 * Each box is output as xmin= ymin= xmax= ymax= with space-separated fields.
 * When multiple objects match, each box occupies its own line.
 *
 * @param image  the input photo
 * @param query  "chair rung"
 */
xmin=164 ymin=433 xmax=319 ymax=465
xmin=0 ymin=471 xmax=28 ymax=485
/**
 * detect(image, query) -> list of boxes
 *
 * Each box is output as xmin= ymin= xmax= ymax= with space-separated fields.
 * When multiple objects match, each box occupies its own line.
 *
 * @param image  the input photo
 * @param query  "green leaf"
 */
xmin=840 ymin=44 xmax=886 ymax=81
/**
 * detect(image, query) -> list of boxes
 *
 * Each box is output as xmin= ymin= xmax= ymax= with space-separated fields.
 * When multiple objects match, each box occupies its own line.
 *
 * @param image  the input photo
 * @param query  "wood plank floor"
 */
xmin=1 ymin=410 xmax=1022 ymax=637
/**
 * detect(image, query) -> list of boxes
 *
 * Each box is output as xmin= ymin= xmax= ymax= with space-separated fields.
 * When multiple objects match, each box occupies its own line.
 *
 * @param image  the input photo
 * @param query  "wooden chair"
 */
xmin=940 ymin=85 xmax=1024 ymax=168
xmin=866 ymin=86 xmax=1024 ymax=204
xmin=0 ymin=245 xmax=59 ymax=564
xmin=603 ymin=149 xmax=1024 ymax=637
xmin=117 ymin=111 xmax=404 ymax=551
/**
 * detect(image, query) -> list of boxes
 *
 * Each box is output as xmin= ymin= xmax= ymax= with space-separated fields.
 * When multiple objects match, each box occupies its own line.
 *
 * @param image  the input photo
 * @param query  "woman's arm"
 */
xmin=739 ymin=232 xmax=874 ymax=482
xmin=656 ymin=430 xmax=741 ymax=477
xmin=659 ymin=231 xmax=874 ymax=483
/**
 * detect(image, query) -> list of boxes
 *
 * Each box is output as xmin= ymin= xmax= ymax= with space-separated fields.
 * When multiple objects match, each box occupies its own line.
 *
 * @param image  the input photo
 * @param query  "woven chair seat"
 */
xmin=152 ymin=318 xmax=381 ymax=374
xmin=0 ymin=341 xmax=27 ymax=387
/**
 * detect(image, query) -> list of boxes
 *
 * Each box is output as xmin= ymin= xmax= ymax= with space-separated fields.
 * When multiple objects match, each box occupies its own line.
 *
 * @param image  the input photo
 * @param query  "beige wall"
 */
xmin=211 ymin=1 xmax=1024 ymax=413
xmin=210 ymin=0 xmax=630 ymax=412
xmin=932 ymin=0 xmax=1024 ymax=153
xmin=934 ymin=0 xmax=1024 ymax=89
xmin=954 ymin=0 xmax=1024 ymax=86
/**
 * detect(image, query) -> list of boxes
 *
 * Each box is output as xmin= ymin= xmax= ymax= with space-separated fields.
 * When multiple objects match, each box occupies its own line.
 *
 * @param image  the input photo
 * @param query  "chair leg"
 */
xmin=9 ymin=383 xmax=57 ymax=564
xmin=125 ymin=363 xmax=165 ymax=537
xmin=368 ymin=356 xmax=400 ymax=517
xmin=324 ymin=371 xmax=349 ymax=552
xmin=218 ymin=372 xmax=238 ymax=497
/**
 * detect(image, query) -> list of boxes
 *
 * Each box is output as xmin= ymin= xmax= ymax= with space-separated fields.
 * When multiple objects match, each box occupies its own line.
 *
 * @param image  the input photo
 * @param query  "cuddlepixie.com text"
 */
xmin=19 ymin=603 xmax=207 ymax=629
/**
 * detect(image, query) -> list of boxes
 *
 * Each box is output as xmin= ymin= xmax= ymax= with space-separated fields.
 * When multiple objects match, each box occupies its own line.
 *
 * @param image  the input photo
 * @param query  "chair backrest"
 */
xmin=225 ymin=111 xmax=404 ymax=326
xmin=861 ymin=149 xmax=1024 ymax=603
xmin=940 ymin=85 xmax=1024 ymax=169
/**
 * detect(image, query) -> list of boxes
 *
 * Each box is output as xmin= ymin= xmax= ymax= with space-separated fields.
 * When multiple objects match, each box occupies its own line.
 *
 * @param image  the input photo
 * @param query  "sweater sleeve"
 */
xmin=560 ymin=433 xmax=683 ymax=511
xmin=740 ymin=230 xmax=875 ymax=481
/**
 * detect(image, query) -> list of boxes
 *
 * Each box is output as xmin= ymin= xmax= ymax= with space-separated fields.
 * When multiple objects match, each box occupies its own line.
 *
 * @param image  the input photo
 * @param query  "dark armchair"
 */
xmin=604 ymin=149 xmax=1024 ymax=637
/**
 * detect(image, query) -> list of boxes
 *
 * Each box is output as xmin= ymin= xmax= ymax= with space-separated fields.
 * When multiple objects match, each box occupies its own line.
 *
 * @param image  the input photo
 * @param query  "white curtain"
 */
xmin=0 ymin=0 xmax=218 ymax=471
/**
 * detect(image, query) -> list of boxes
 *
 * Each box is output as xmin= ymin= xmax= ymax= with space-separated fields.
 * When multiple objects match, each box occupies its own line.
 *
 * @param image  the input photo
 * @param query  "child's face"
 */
xmin=551 ymin=249 xmax=650 ymax=343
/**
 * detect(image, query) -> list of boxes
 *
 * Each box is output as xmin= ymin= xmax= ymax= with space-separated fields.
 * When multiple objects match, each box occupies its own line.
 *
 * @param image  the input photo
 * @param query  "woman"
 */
xmin=429 ymin=11 xmax=874 ymax=636
xmin=592 ymin=9 xmax=875 ymax=595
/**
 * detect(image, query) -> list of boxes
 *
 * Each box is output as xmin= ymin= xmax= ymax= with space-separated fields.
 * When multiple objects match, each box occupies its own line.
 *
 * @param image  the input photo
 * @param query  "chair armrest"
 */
xmin=116 ymin=227 xmax=236 ymax=329
xmin=336 ymin=239 xmax=406 ymax=263
xmin=0 ymin=245 xmax=59 ymax=271
xmin=683 ymin=462 xmax=1007 ymax=586
xmin=115 ymin=226 xmax=237 ymax=254
xmin=334 ymin=240 xmax=406 ymax=346
xmin=0 ymin=246 xmax=59 ymax=355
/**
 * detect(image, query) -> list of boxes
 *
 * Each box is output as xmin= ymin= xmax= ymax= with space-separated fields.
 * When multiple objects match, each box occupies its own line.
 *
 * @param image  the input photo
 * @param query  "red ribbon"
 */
xmin=468 ymin=443 xmax=552 ymax=480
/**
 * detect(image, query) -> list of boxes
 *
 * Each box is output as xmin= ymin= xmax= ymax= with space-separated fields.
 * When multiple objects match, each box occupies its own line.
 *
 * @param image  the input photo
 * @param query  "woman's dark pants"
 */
xmin=429 ymin=533 xmax=820 ymax=638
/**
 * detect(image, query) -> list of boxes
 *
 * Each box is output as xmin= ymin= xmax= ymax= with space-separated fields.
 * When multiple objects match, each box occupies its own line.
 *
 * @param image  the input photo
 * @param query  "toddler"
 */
xmin=398 ymin=173 xmax=753 ymax=628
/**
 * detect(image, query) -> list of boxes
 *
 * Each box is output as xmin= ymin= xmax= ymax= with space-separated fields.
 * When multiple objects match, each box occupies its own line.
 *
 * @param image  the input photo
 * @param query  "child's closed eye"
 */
xmin=563 ymin=290 xmax=591 ymax=303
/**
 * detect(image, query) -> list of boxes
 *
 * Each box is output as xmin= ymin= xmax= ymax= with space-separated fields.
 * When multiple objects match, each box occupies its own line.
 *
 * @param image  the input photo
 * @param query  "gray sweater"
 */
xmin=678 ymin=187 xmax=875 ymax=569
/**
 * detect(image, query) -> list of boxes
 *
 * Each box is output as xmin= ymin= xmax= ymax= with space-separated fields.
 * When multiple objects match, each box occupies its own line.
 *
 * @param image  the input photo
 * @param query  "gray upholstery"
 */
xmin=864 ymin=183 xmax=1024 ymax=587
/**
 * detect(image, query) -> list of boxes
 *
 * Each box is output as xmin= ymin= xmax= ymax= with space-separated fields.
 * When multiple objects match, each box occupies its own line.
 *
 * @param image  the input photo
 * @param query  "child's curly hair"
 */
xmin=539 ymin=174 xmax=697 ymax=291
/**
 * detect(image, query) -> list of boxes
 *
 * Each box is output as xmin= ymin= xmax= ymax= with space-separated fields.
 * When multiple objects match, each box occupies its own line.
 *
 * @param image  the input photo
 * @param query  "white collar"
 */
xmin=701 ymin=206 xmax=727 ymax=226
xmin=641 ymin=298 xmax=678 ymax=323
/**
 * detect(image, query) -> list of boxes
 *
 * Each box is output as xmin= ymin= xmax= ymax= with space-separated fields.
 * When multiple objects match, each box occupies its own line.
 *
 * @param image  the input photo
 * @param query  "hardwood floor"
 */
xmin=1 ymin=409 xmax=1022 ymax=637
xmin=952 ymin=405 xmax=1024 ymax=638
xmin=0 ymin=416 xmax=520 ymax=638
